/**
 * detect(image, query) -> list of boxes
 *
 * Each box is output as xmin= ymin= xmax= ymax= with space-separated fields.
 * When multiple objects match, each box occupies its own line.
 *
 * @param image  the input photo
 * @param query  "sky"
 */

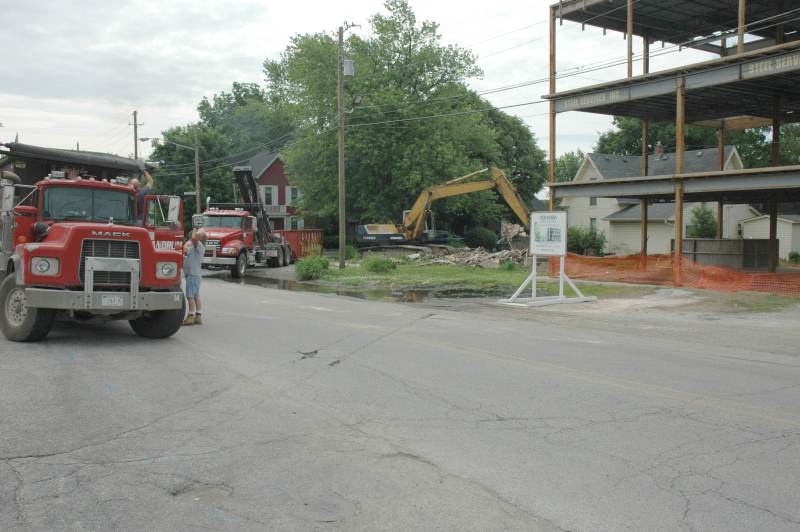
xmin=0 ymin=0 xmax=714 ymax=161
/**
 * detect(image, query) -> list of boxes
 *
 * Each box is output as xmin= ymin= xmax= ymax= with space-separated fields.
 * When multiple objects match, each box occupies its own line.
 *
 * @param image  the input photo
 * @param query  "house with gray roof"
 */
xmin=561 ymin=146 xmax=759 ymax=255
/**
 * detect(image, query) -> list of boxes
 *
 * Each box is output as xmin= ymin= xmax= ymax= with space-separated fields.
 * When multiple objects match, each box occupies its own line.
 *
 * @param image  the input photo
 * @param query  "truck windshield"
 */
xmin=43 ymin=187 xmax=135 ymax=225
xmin=202 ymin=216 xmax=242 ymax=229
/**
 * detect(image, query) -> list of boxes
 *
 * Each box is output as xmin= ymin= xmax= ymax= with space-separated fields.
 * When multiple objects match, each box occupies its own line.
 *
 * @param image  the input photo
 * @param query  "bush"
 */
xmin=567 ymin=226 xmax=606 ymax=256
xmin=499 ymin=260 xmax=520 ymax=271
xmin=687 ymin=204 xmax=718 ymax=238
xmin=361 ymin=255 xmax=396 ymax=273
xmin=295 ymin=255 xmax=329 ymax=280
xmin=322 ymin=235 xmax=339 ymax=249
xmin=346 ymin=243 xmax=359 ymax=260
xmin=789 ymin=251 xmax=800 ymax=265
xmin=464 ymin=227 xmax=498 ymax=250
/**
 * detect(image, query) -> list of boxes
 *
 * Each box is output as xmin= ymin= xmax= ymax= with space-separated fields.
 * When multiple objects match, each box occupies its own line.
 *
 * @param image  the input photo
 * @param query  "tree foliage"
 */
xmin=687 ymin=204 xmax=718 ymax=238
xmin=264 ymin=0 xmax=547 ymax=228
xmin=555 ymin=149 xmax=585 ymax=182
xmin=595 ymin=116 xmax=773 ymax=169
xmin=150 ymin=0 xmax=547 ymax=233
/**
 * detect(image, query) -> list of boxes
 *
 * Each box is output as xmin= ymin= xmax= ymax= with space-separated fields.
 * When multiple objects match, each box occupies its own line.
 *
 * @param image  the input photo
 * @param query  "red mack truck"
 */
xmin=0 ymin=172 xmax=186 ymax=342
xmin=195 ymin=166 xmax=292 ymax=278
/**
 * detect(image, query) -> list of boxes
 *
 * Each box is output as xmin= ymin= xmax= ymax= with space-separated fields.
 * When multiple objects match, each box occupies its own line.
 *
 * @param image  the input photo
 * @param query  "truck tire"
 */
xmin=283 ymin=247 xmax=292 ymax=266
xmin=231 ymin=251 xmax=247 ymax=278
xmin=0 ymin=275 xmax=55 ymax=342
xmin=129 ymin=297 xmax=185 ymax=339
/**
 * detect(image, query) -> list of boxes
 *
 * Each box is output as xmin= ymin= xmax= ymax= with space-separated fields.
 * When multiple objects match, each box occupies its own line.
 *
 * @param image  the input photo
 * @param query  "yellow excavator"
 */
xmin=356 ymin=167 xmax=530 ymax=246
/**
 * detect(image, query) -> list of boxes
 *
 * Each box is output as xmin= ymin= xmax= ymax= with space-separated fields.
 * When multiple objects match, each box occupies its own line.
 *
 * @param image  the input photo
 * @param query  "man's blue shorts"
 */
xmin=185 ymin=275 xmax=201 ymax=298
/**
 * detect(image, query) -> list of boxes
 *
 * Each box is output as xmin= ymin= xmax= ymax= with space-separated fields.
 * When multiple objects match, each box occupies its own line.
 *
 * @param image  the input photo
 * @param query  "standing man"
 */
xmin=130 ymin=169 xmax=154 ymax=221
xmin=183 ymin=228 xmax=206 ymax=326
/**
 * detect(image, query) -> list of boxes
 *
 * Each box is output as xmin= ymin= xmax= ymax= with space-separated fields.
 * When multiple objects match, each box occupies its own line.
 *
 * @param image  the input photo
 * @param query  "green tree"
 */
xmin=147 ymin=125 xmax=234 ymax=222
xmin=595 ymin=116 xmax=771 ymax=168
xmin=687 ymin=204 xmax=718 ymax=238
xmin=555 ymin=149 xmax=585 ymax=182
xmin=263 ymin=0 xmax=546 ymax=229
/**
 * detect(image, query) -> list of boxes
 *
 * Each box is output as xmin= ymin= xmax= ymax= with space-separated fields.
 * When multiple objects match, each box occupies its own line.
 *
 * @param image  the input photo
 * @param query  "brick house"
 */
xmin=250 ymin=150 xmax=303 ymax=230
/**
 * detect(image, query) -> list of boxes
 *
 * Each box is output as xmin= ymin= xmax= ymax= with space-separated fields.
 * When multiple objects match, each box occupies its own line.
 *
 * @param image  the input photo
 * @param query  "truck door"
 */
xmin=244 ymin=216 xmax=256 ymax=249
xmin=143 ymin=195 xmax=184 ymax=251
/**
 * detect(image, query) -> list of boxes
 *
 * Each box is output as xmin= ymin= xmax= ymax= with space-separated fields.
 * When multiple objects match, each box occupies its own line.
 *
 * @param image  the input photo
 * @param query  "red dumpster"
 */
xmin=276 ymin=229 xmax=323 ymax=260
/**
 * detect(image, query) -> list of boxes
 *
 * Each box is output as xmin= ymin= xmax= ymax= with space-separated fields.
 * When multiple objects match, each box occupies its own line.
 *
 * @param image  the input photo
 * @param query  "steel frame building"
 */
xmin=546 ymin=0 xmax=800 ymax=273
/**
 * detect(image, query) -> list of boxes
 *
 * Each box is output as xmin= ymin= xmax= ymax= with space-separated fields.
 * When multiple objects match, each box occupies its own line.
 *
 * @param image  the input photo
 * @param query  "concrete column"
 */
xmin=675 ymin=182 xmax=684 ymax=262
xmin=676 ymin=77 xmax=686 ymax=175
xmin=640 ymin=199 xmax=649 ymax=257
xmin=548 ymin=5 xmax=557 ymax=211
xmin=674 ymin=77 xmax=686 ymax=275
xmin=738 ymin=0 xmax=746 ymax=54
xmin=769 ymin=201 xmax=778 ymax=273
xmin=627 ymin=0 xmax=634 ymax=78
xmin=717 ymin=126 xmax=725 ymax=240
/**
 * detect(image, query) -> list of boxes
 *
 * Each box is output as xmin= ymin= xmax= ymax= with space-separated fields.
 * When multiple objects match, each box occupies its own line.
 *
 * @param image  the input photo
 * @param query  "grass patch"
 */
xmin=318 ymin=262 xmax=654 ymax=299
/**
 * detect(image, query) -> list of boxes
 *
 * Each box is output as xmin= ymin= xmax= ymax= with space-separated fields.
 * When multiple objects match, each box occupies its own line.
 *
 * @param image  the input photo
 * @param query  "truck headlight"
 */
xmin=31 ymin=257 xmax=60 ymax=276
xmin=157 ymin=261 xmax=178 ymax=279
xmin=222 ymin=247 xmax=236 ymax=255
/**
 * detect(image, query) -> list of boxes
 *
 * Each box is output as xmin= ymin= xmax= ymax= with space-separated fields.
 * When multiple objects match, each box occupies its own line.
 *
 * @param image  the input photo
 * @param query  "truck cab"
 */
xmin=0 ymin=174 xmax=185 ymax=341
xmin=196 ymin=208 xmax=290 ymax=278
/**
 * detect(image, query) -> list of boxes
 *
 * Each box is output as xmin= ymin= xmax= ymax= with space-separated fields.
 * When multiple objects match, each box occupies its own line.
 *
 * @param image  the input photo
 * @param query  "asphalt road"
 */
xmin=2 ymin=278 xmax=799 ymax=531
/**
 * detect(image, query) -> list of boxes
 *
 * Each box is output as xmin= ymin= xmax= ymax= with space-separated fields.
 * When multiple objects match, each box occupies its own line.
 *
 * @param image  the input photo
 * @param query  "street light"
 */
xmin=140 ymin=135 xmax=201 ymax=214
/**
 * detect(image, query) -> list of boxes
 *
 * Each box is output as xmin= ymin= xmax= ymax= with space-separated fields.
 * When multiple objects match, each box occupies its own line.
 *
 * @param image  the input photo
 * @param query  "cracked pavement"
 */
xmin=1 ymin=279 xmax=799 ymax=531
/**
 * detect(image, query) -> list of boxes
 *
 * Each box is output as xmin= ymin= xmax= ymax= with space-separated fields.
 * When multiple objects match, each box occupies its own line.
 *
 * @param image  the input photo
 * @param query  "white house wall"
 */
xmin=741 ymin=218 xmax=799 ymax=259
xmin=608 ymin=221 xmax=675 ymax=255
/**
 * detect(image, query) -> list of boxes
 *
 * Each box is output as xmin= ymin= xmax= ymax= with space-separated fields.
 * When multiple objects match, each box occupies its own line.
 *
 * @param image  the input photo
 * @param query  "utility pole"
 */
xmin=337 ymin=25 xmax=346 ymax=269
xmin=131 ymin=111 xmax=141 ymax=160
xmin=194 ymin=127 xmax=201 ymax=214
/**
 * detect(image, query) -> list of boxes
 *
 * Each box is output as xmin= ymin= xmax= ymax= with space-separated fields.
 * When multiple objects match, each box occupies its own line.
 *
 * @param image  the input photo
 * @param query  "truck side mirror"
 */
xmin=192 ymin=214 xmax=204 ymax=228
xmin=0 ymin=184 xmax=14 ymax=213
xmin=167 ymin=197 xmax=181 ymax=224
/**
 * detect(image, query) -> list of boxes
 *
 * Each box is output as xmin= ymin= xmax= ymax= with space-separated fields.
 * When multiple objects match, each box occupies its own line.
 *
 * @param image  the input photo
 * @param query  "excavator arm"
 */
xmin=400 ymin=167 xmax=530 ymax=241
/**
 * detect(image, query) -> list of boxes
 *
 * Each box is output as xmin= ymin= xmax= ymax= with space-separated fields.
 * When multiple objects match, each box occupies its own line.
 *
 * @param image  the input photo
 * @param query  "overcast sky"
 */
xmin=0 ymin=0 xmax=713 ymax=161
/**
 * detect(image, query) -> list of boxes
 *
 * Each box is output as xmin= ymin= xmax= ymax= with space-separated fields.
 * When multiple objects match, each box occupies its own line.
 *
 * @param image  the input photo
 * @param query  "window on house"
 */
xmin=289 ymin=217 xmax=303 ymax=230
xmin=589 ymin=196 xmax=597 ymax=206
xmin=260 ymin=185 xmax=278 ymax=206
xmin=286 ymin=186 xmax=300 ymax=205
xmin=590 ymin=218 xmax=597 ymax=232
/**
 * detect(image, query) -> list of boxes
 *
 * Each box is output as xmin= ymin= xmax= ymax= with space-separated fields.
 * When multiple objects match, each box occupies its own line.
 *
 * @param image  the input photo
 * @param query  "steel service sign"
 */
xmin=531 ymin=211 xmax=567 ymax=256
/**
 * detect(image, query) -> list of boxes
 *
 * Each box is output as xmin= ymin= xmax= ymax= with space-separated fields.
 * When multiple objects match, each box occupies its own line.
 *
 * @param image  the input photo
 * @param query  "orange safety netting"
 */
xmin=551 ymin=253 xmax=800 ymax=296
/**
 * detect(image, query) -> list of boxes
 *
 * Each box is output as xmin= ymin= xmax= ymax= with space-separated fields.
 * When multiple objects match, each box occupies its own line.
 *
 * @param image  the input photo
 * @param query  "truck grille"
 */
xmin=205 ymin=239 xmax=220 ymax=255
xmin=79 ymin=239 xmax=140 ymax=286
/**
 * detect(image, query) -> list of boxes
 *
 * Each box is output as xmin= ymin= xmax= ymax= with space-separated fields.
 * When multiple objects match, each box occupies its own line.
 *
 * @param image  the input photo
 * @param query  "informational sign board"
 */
xmin=530 ymin=211 xmax=567 ymax=257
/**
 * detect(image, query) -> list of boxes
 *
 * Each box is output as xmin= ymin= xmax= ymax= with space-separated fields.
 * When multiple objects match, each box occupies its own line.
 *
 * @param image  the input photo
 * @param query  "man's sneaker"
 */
xmin=182 ymin=315 xmax=195 ymax=326
xmin=194 ymin=315 xmax=202 ymax=325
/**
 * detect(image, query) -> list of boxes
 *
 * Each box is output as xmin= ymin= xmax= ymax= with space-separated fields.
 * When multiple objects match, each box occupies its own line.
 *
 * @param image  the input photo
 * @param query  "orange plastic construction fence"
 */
xmin=551 ymin=253 xmax=800 ymax=296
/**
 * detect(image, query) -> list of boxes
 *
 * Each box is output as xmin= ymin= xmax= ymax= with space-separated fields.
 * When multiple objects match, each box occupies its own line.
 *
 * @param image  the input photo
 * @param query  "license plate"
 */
xmin=265 ymin=249 xmax=279 ymax=257
xmin=101 ymin=295 xmax=124 ymax=307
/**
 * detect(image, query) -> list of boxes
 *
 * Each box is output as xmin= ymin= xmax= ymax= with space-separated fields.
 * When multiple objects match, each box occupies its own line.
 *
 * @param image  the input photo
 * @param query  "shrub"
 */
xmin=789 ymin=251 xmax=800 ymax=265
xmin=464 ymin=227 xmax=498 ymax=250
xmin=362 ymin=255 xmax=396 ymax=273
xmin=687 ymin=204 xmax=718 ymax=238
xmin=499 ymin=260 xmax=520 ymax=271
xmin=295 ymin=255 xmax=329 ymax=280
xmin=346 ymin=243 xmax=359 ymax=260
xmin=567 ymin=226 xmax=607 ymax=256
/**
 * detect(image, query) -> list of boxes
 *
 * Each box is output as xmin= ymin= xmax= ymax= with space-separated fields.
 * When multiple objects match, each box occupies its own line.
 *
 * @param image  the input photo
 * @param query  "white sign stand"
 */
xmin=499 ymin=212 xmax=597 ymax=308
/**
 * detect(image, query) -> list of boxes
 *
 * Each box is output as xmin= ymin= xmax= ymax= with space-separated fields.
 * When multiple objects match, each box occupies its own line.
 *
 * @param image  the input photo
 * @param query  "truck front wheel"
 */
xmin=129 ymin=297 xmax=185 ymax=339
xmin=231 ymin=251 xmax=247 ymax=278
xmin=0 ymin=275 xmax=55 ymax=342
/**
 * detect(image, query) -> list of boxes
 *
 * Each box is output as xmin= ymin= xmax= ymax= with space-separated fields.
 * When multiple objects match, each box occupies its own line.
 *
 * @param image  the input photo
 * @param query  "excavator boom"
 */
xmin=356 ymin=167 xmax=530 ymax=246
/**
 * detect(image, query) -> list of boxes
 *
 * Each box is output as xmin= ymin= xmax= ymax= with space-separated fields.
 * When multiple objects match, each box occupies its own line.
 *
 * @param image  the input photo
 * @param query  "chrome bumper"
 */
xmin=25 ymin=288 xmax=184 ymax=311
xmin=25 ymin=256 xmax=182 ymax=311
xmin=202 ymin=256 xmax=236 ymax=266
